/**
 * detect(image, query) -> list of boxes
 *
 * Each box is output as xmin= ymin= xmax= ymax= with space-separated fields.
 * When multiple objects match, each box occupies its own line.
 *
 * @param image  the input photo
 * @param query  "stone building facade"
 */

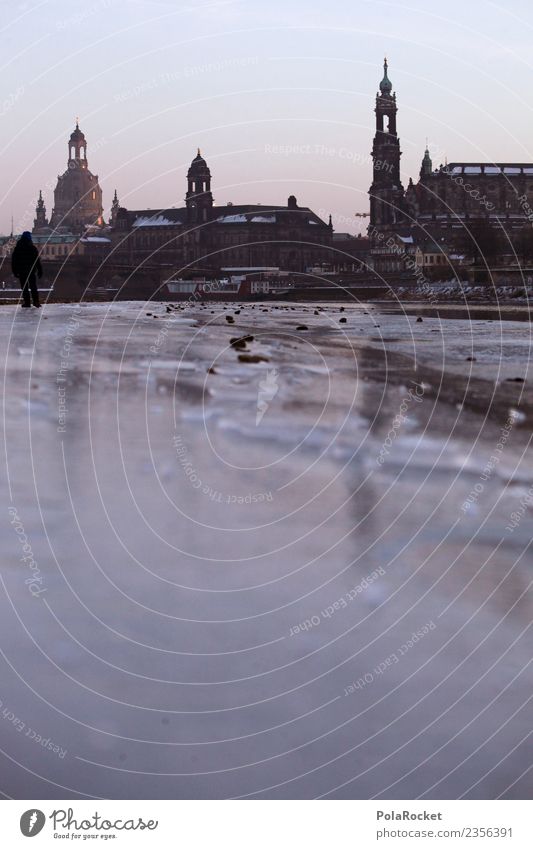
xmin=112 ymin=150 xmax=333 ymax=273
xmin=368 ymin=60 xmax=533 ymax=260
xmin=405 ymin=159 xmax=533 ymax=238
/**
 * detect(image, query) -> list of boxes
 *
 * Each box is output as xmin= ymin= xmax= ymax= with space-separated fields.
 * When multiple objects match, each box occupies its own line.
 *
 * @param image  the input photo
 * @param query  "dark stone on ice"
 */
xmin=230 ymin=335 xmax=254 ymax=347
xmin=238 ymin=354 xmax=269 ymax=363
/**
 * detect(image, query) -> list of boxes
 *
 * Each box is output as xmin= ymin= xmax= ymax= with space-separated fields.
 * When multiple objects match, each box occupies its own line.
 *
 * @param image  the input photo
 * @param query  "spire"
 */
xmin=379 ymin=56 xmax=392 ymax=95
xmin=420 ymin=143 xmax=432 ymax=177
xmin=197 ymin=147 xmax=201 ymax=156
xmin=110 ymin=189 xmax=120 ymax=226
xmin=34 ymin=189 xmax=48 ymax=230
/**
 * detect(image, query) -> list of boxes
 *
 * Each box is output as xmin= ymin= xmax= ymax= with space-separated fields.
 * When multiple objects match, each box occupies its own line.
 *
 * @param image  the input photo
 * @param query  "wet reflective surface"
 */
xmin=1 ymin=301 xmax=531 ymax=799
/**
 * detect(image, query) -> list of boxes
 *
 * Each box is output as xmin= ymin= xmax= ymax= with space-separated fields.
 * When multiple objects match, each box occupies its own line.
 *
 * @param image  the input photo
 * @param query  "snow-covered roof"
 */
xmin=133 ymin=214 xmax=177 ymax=227
xmin=122 ymin=203 xmax=327 ymax=230
xmin=447 ymin=163 xmax=533 ymax=177
xmin=216 ymin=213 xmax=279 ymax=224
xmin=82 ymin=236 xmax=111 ymax=243
xmin=216 ymin=214 xmax=248 ymax=223
xmin=399 ymin=235 xmax=414 ymax=243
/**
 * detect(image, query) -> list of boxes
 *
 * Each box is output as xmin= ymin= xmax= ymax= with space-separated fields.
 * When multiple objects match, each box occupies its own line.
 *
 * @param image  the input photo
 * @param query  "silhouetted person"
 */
xmin=11 ymin=231 xmax=42 ymax=308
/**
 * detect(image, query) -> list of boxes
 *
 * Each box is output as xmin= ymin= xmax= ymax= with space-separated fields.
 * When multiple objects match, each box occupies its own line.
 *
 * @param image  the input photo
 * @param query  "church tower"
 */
xmin=49 ymin=122 xmax=104 ymax=232
xmin=186 ymin=149 xmax=213 ymax=225
xmin=420 ymin=145 xmax=433 ymax=178
xmin=33 ymin=190 xmax=48 ymax=231
xmin=369 ymin=59 xmax=405 ymax=234
xmin=110 ymin=189 xmax=120 ymax=227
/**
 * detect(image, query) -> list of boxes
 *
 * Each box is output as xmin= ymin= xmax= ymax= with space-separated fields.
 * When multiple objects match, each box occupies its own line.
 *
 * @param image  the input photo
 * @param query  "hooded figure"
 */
xmin=11 ymin=231 xmax=43 ymax=308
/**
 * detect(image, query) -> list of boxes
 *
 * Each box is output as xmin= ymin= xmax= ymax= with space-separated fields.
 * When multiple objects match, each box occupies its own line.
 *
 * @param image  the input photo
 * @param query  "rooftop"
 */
xmin=444 ymin=163 xmax=533 ymax=176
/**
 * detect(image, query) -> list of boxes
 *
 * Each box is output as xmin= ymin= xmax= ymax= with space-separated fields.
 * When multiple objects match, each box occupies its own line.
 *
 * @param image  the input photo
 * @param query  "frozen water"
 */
xmin=0 ymin=301 xmax=531 ymax=800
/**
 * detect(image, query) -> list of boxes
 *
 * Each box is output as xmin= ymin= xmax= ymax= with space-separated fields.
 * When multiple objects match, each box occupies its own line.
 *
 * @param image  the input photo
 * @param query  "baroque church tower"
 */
xmin=186 ymin=149 xmax=213 ymax=225
xmin=49 ymin=122 xmax=104 ymax=232
xmin=33 ymin=190 xmax=48 ymax=231
xmin=110 ymin=189 xmax=120 ymax=227
xmin=369 ymin=59 xmax=405 ymax=234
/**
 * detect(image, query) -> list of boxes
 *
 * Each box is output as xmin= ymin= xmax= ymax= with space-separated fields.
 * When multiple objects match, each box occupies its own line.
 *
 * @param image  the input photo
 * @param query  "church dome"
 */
xmin=189 ymin=148 xmax=208 ymax=170
xmin=69 ymin=121 xmax=86 ymax=143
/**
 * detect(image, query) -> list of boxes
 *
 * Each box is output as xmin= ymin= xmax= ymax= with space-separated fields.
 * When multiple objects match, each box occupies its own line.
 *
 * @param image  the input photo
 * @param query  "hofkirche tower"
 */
xmin=369 ymin=59 xmax=405 ymax=233
xmin=49 ymin=122 xmax=104 ymax=232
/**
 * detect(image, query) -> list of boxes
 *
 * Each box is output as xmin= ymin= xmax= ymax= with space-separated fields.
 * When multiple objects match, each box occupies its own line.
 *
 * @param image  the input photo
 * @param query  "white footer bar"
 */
xmin=2 ymin=800 xmax=530 ymax=847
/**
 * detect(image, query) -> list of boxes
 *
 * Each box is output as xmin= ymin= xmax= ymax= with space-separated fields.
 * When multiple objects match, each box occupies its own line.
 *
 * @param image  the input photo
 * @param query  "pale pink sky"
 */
xmin=1 ymin=0 xmax=533 ymax=235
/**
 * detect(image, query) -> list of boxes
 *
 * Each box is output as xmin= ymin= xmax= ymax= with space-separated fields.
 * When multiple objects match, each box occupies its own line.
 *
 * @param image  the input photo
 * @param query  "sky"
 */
xmin=1 ymin=0 xmax=533 ymax=235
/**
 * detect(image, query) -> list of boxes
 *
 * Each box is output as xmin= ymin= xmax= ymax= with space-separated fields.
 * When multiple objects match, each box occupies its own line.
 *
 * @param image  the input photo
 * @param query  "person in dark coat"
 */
xmin=11 ymin=231 xmax=43 ymax=308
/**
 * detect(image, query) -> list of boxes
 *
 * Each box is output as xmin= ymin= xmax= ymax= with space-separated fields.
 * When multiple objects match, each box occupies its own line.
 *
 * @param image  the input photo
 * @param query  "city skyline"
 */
xmin=2 ymin=0 xmax=533 ymax=236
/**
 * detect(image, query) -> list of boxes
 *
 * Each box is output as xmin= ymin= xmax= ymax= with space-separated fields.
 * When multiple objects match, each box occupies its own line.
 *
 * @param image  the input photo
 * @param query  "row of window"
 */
xmin=38 ymin=244 xmax=76 ymax=257
xmin=420 ymin=254 xmax=446 ymax=265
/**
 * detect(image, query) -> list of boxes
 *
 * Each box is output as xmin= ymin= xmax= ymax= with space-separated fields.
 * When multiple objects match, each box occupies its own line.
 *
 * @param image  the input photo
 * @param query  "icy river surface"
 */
xmin=1 ymin=301 xmax=531 ymax=799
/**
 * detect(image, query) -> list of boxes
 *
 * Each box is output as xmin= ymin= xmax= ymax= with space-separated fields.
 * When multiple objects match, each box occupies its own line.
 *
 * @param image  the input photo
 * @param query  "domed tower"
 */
xmin=49 ymin=121 xmax=104 ymax=232
xmin=369 ymin=58 xmax=405 ymax=234
xmin=186 ymin=149 xmax=213 ymax=224
xmin=33 ymin=190 xmax=48 ymax=232
xmin=69 ymin=121 xmax=87 ymax=164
